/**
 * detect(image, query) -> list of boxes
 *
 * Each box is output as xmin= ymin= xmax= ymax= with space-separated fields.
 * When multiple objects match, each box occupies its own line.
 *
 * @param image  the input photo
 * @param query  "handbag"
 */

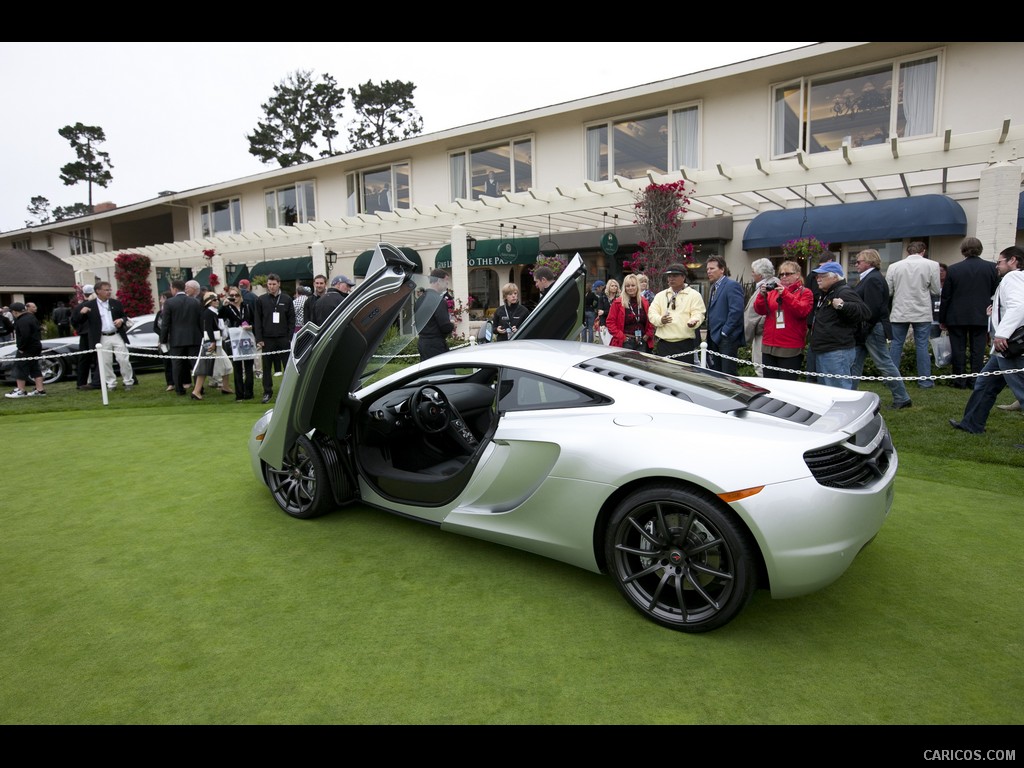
xmin=228 ymin=326 xmax=257 ymax=360
xmin=930 ymin=332 xmax=952 ymax=368
xmin=1004 ymin=325 xmax=1024 ymax=358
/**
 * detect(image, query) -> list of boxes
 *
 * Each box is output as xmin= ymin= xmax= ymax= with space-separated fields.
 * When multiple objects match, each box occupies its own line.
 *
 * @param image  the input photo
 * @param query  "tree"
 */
xmin=247 ymin=70 xmax=346 ymax=167
xmin=347 ymin=80 xmax=424 ymax=151
xmin=25 ymin=196 xmax=51 ymax=226
xmin=52 ymin=203 xmax=93 ymax=221
xmin=58 ymin=122 xmax=114 ymax=213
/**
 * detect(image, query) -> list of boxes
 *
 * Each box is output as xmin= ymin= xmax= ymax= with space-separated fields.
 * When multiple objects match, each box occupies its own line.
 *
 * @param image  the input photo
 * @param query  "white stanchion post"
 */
xmin=96 ymin=343 xmax=110 ymax=406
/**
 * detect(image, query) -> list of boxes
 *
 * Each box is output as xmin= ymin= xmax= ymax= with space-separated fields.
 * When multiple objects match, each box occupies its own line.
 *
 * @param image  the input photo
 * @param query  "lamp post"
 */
xmin=325 ymin=249 xmax=338 ymax=271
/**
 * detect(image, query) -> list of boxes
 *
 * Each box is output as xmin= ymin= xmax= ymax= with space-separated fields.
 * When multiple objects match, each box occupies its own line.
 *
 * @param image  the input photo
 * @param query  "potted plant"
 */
xmin=781 ymin=236 xmax=832 ymax=264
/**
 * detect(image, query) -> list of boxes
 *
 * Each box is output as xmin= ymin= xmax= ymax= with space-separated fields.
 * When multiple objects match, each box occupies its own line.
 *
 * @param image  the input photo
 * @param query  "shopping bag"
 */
xmin=598 ymin=326 xmax=612 ymax=346
xmin=229 ymin=326 xmax=257 ymax=360
xmin=930 ymin=333 xmax=952 ymax=368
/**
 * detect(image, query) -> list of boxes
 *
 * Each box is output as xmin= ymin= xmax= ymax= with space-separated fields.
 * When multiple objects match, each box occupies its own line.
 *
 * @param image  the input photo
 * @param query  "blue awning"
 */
xmin=1017 ymin=191 xmax=1024 ymax=230
xmin=742 ymin=194 xmax=968 ymax=250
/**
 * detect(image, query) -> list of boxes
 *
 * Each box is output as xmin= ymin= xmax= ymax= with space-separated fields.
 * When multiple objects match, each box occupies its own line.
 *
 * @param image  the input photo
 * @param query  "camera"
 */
xmin=764 ymin=278 xmax=780 ymax=290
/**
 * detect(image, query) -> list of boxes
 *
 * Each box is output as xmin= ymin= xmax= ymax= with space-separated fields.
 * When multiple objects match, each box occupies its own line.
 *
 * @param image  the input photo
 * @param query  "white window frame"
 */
xmin=346 ymin=162 xmax=411 ymax=215
xmin=200 ymin=197 xmax=242 ymax=237
xmin=265 ymin=180 xmax=316 ymax=227
xmin=585 ymin=103 xmax=701 ymax=181
xmin=449 ymin=137 xmax=534 ymax=201
xmin=69 ymin=227 xmax=93 ymax=255
xmin=11 ymin=238 xmax=30 ymax=250
xmin=771 ymin=49 xmax=942 ymax=159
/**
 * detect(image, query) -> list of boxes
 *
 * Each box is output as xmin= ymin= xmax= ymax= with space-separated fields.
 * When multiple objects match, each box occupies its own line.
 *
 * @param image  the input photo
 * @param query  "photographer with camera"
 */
xmin=753 ymin=260 xmax=814 ymax=380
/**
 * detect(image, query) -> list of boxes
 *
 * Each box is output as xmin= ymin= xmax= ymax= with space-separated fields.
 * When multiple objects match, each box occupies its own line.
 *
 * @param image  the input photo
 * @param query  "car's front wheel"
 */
xmin=266 ymin=435 xmax=334 ymax=519
xmin=606 ymin=485 xmax=757 ymax=633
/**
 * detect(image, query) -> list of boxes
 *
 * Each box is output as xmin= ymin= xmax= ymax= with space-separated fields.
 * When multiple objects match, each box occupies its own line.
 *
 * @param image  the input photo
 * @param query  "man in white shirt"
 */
xmin=886 ymin=241 xmax=941 ymax=388
xmin=76 ymin=281 xmax=135 ymax=390
xmin=950 ymin=246 xmax=1024 ymax=433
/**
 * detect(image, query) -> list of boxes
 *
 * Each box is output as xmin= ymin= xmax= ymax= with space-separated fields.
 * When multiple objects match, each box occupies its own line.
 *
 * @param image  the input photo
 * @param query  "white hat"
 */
xmin=83 ymin=284 xmax=95 ymax=296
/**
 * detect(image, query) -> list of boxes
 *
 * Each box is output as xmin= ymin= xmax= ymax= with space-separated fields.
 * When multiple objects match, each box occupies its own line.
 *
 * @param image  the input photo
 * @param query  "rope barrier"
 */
xmin=9 ymin=340 xmax=1024 ymax=385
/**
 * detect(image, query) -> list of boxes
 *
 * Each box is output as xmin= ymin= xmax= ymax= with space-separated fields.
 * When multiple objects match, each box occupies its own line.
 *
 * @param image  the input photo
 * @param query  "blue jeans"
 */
xmin=582 ymin=311 xmax=596 ymax=343
xmin=956 ymin=354 xmax=1024 ymax=433
xmin=814 ymin=347 xmax=857 ymax=389
xmin=890 ymin=321 xmax=934 ymax=387
xmin=853 ymin=324 xmax=912 ymax=404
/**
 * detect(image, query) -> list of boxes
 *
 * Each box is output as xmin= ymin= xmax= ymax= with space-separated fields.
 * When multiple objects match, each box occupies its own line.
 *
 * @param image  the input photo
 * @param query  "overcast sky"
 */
xmin=0 ymin=41 xmax=814 ymax=233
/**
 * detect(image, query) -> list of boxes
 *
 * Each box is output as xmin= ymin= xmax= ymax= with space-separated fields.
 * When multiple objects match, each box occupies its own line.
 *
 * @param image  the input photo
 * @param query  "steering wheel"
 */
xmin=410 ymin=386 xmax=451 ymax=434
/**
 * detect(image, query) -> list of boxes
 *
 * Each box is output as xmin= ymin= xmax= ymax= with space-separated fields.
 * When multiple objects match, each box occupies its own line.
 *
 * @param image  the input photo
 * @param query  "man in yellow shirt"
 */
xmin=648 ymin=263 xmax=705 ymax=361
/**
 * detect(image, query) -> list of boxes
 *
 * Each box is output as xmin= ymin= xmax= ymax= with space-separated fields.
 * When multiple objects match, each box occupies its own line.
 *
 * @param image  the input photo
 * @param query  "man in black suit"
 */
xmin=159 ymin=278 xmax=203 ymax=395
xmin=940 ymin=237 xmax=1000 ymax=388
xmin=253 ymin=273 xmax=295 ymax=403
xmin=76 ymin=280 xmax=135 ymax=390
xmin=850 ymin=249 xmax=912 ymax=409
xmin=72 ymin=284 xmax=101 ymax=389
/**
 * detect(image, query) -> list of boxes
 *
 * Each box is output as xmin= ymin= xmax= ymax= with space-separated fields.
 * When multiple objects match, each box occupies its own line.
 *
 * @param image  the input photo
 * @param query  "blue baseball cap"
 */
xmin=592 ymin=280 xmax=605 ymax=288
xmin=812 ymin=261 xmax=844 ymax=277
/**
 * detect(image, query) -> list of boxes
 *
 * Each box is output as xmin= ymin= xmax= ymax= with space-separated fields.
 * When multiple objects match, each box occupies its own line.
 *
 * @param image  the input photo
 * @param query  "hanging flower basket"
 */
xmin=781 ymin=237 xmax=831 ymax=262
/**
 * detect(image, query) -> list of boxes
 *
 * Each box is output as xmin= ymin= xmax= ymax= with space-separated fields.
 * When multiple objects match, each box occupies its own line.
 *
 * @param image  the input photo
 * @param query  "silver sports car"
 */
xmin=249 ymin=244 xmax=897 ymax=633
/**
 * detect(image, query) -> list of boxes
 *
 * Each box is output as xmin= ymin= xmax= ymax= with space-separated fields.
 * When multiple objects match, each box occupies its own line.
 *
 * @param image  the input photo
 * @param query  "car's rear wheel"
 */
xmin=39 ymin=355 xmax=66 ymax=384
xmin=266 ymin=435 xmax=334 ymax=519
xmin=606 ymin=484 xmax=756 ymax=633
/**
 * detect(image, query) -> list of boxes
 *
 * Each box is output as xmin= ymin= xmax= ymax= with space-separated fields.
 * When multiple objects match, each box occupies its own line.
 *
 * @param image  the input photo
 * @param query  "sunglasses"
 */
xmin=779 ymin=271 xmax=800 ymax=276
xmin=669 ymin=297 xmax=676 ymax=310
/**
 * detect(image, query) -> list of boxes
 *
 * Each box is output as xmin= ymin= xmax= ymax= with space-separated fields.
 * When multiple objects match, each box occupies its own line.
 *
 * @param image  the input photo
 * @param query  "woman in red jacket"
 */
xmin=607 ymin=273 xmax=655 ymax=351
xmin=753 ymin=260 xmax=813 ymax=380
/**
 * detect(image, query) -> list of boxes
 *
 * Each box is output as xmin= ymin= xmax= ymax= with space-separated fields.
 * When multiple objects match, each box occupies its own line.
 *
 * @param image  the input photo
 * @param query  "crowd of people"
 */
xmin=5 ymin=240 xmax=1022 ymax=437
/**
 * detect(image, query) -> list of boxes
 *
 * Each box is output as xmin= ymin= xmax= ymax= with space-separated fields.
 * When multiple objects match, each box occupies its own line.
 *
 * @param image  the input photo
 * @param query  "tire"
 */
xmin=266 ymin=435 xmax=334 ymax=520
xmin=39 ymin=356 xmax=65 ymax=385
xmin=606 ymin=484 xmax=757 ymax=633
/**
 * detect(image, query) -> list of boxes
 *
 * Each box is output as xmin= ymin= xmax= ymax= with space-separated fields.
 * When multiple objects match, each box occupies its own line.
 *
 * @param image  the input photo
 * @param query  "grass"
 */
xmin=1 ymin=368 xmax=1022 ymax=727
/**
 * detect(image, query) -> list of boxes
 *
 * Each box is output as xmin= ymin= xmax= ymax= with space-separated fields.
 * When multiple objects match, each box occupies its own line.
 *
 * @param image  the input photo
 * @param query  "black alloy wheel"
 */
xmin=606 ymin=485 xmax=757 ymax=633
xmin=266 ymin=435 xmax=334 ymax=519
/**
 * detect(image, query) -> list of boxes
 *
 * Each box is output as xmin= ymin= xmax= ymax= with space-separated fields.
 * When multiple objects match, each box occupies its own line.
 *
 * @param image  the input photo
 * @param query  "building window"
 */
xmin=346 ymin=162 xmax=410 ymax=215
xmin=200 ymin=197 xmax=242 ymax=237
xmin=449 ymin=139 xmax=533 ymax=200
xmin=586 ymin=105 xmax=700 ymax=181
xmin=265 ymin=180 xmax=316 ymax=227
xmin=69 ymin=228 xmax=93 ymax=255
xmin=11 ymin=239 xmax=30 ymax=250
xmin=772 ymin=53 xmax=940 ymax=157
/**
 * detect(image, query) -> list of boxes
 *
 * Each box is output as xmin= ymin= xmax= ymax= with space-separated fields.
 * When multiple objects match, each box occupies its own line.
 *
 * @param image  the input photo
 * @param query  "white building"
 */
xmin=3 ymin=41 xmax=1022 ymax=324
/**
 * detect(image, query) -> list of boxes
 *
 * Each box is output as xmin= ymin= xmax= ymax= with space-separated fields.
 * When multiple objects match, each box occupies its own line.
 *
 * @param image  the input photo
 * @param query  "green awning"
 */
xmin=434 ymin=237 xmax=540 ymax=270
xmin=353 ymin=247 xmax=422 ymax=278
xmin=250 ymin=256 xmax=314 ymax=281
xmin=193 ymin=266 xmax=213 ymax=287
xmin=226 ymin=264 xmax=250 ymax=286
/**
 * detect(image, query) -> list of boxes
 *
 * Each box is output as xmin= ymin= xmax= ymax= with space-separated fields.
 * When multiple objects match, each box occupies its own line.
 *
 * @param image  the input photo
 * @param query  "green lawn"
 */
xmin=0 ymin=372 xmax=1021 ymax=726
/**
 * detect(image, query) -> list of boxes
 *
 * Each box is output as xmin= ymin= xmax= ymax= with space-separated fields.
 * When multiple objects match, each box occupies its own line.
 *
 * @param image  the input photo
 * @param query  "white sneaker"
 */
xmin=5 ymin=390 xmax=28 ymax=398
xmin=27 ymin=390 xmax=47 ymax=397
xmin=997 ymin=401 xmax=1022 ymax=412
